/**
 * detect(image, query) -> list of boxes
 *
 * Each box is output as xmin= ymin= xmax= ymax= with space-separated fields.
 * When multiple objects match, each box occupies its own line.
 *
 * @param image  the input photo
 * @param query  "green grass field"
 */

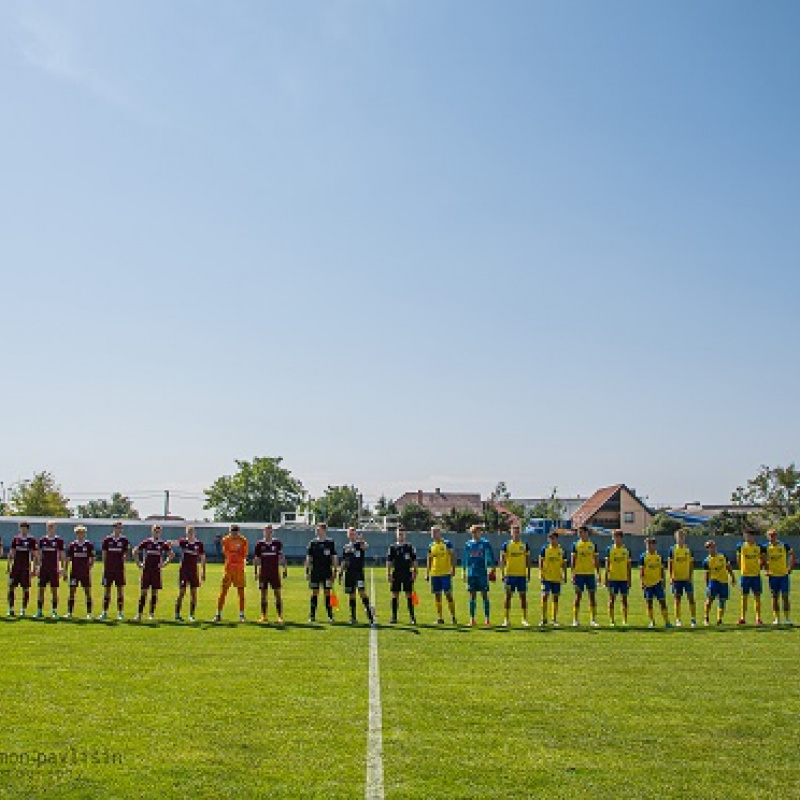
xmin=1 ymin=565 xmax=798 ymax=799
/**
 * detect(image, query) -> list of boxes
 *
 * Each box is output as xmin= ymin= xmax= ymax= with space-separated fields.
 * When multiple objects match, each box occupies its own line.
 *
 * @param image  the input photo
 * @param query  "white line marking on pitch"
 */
xmin=366 ymin=568 xmax=385 ymax=800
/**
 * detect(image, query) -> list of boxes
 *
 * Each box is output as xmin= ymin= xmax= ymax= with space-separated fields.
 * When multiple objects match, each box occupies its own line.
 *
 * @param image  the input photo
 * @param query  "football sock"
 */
xmin=237 ymin=588 xmax=245 ymax=613
xmin=275 ymin=597 xmax=282 ymax=616
xmin=103 ymin=594 xmax=111 ymax=612
xmin=362 ymin=596 xmax=372 ymax=621
xmin=406 ymin=596 xmax=415 ymax=620
xmin=149 ymin=596 xmax=156 ymax=615
xmin=469 ymin=597 xmax=476 ymax=618
xmin=310 ymin=595 xmax=318 ymax=618
xmin=391 ymin=597 xmax=399 ymax=619
xmin=350 ymin=596 xmax=357 ymax=618
xmin=483 ymin=597 xmax=490 ymax=619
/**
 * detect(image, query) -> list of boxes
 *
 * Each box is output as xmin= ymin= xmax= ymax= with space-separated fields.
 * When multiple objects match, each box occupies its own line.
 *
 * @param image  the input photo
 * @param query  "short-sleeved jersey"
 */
xmin=387 ymin=542 xmax=417 ymax=576
xmin=254 ymin=539 xmax=283 ymax=577
xmin=341 ymin=541 xmax=367 ymax=577
xmin=572 ymin=539 xmax=598 ymax=575
xmin=736 ymin=542 xmax=764 ymax=577
xmin=502 ymin=540 xmax=530 ymax=578
xmin=137 ymin=539 xmax=171 ymax=570
xmin=102 ymin=536 xmax=130 ymax=572
xmin=605 ymin=544 xmax=631 ymax=582
xmin=10 ymin=535 xmax=38 ymax=571
xmin=463 ymin=538 xmax=495 ymax=578
xmin=639 ymin=552 xmax=665 ymax=587
xmin=67 ymin=540 xmax=95 ymax=580
xmin=539 ymin=544 xmax=565 ymax=583
xmin=222 ymin=534 xmax=248 ymax=571
xmin=177 ymin=539 xmax=205 ymax=573
xmin=307 ymin=538 xmax=337 ymax=575
xmin=764 ymin=541 xmax=792 ymax=577
xmin=704 ymin=554 xmax=730 ymax=583
xmin=668 ymin=544 xmax=693 ymax=581
xmin=428 ymin=539 xmax=454 ymax=577
xmin=38 ymin=536 xmax=65 ymax=572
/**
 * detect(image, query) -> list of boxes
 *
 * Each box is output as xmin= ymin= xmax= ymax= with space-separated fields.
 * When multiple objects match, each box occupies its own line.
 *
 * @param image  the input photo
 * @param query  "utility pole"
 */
xmin=164 ymin=490 xmax=170 ymax=519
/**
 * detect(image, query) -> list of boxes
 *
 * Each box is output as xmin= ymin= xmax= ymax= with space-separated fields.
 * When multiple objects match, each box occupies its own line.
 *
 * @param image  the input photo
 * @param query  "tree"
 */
xmin=398 ymin=503 xmax=436 ymax=532
xmin=732 ymin=464 xmax=800 ymax=522
xmin=526 ymin=488 xmax=567 ymax=524
xmin=375 ymin=495 xmax=398 ymax=516
xmin=706 ymin=511 xmax=762 ymax=538
xmin=309 ymin=485 xmax=360 ymax=528
xmin=203 ymin=457 xmax=305 ymax=522
xmin=775 ymin=512 xmax=800 ymax=538
xmin=483 ymin=503 xmax=514 ymax=533
xmin=441 ymin=506 xmax=483 ymax=533
xmin=76 ymin=493 xmax=140 ymax=519
xmin=644 ymin=512 xmax=683 ymax=538
xmin=490 ymin=482 xmax=511 ymax=502
xmin=8 ymin=471 xmax=71 ymax=517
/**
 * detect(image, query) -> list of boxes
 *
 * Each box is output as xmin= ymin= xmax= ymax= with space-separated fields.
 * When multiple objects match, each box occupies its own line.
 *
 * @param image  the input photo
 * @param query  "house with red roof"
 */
xmin=571 ymin=484 xmax=653 ymax=535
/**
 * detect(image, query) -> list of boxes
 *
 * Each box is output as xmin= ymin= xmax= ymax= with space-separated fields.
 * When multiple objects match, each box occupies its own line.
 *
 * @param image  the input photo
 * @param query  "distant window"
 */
xmin=623 ymin=512 xmax=635 ymax=524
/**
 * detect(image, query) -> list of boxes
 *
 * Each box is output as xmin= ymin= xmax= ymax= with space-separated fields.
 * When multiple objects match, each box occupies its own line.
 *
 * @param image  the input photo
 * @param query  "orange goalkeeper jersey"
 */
xmin=222 ymin=534 xmax=248 ymax=570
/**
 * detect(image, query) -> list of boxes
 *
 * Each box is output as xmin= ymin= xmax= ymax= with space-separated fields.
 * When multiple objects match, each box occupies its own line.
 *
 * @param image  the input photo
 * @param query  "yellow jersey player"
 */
xmin=426 ymin=526 xmax=457 ymax=625
xmin=764 ymin=528 xmax=795 ymax=626
xmin=500 ymin=524 xmax=530 ymax=627
xmin=604 ymin=529 xmax=631 ymax=626
xmin=703 ymin=540 xmax=735 ymax=625
xmin=668 ymin=529 xmax=697 ymax=627
xmin=539 ymin=531 xmax=566 ymax=626
xmin=570 ymin=527 xmax=600 ymax=627
xmin=213 ymin=524 xmax=249 ymax=622
xmin=639 ymin=537 xmax=672 ymax=628
xmin=735 ymin=528 xmax=765 ymax=625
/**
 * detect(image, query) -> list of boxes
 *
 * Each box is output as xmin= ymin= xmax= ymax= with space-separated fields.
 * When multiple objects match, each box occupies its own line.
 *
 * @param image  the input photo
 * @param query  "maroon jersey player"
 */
xmin=7 ymin=521 xmax=37 ymax=616
xmin=174 ymin=526 xmax=206 ymax=622
xmin=66 ymin=525 xmax=96 ymax=619
xmin=132 ymin=524 xmax=173 ymax=621
xmin=35 ymin=520 xmax=66 ymax=618
xmin=99 ymin=521 xmax=130 ymax=620
xmin=254 ymin=525 xmax=287 ymax=624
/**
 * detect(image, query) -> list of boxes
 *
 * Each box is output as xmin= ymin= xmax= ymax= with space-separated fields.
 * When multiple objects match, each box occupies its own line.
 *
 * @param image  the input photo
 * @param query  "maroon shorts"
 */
xmin=141 ymin=569 xmax=162 ymax=591
xmin=179 ymin=570 xmax=200 ymax=589
xmin=102 ymin=570 xmax=126 ymax=588
xmin=9 ymin=571 xmax=31 ymax=589
xmin=38 ymin=570 xmax=60 ymax=588
xmin=70 ymin=575 xmax=92 ymax=589
xmin=259 ymin=572 xmax=281 ymax=591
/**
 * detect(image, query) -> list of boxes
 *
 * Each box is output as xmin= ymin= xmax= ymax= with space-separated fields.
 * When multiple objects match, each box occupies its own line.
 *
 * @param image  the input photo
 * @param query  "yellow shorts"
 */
xmin=221 ymin=569 xmax=246 ymax=590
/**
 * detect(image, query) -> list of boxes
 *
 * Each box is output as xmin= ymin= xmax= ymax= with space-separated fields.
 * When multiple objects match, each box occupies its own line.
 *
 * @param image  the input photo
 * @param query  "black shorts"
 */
xmin=344 ymin=573 xmax=365 ymax=594
xmin=70 ymin=575 xmax=92 ymax=589
xmin=391 ymin=574 xmax=413 ymax=594
xmin=309 ymin=573 xmax=333 ymax=591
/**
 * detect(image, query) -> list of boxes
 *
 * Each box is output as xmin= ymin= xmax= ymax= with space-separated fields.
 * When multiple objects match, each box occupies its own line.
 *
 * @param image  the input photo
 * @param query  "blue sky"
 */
xmin=1 ymin=1 xmax=798 ymax=519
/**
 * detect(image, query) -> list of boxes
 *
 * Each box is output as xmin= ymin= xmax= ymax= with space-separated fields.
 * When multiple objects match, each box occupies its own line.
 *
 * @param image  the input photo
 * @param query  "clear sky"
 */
xmin=1 ymin=1 xmax=798 ymax=520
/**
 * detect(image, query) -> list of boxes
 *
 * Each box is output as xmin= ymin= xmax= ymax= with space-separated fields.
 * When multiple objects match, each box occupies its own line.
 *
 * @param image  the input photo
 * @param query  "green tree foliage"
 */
xmin=8 ymin=471 xmax=71 ymax=517
xmin=310 ymin=485 xmax=360 ymax=528
xmin=775 ymin=512 xmax=800 ymax=538
xmin=732 ymin=464 xmax=800 ymax=522
xmin=490 ymin=482 xmax=511 ymax=502
xmin=398 ymin=503 xmax=436 ymax=532
xmin=375 ymin=495 xmax=398 ymax=516
xmin=526 ymin=488 xmax=567 ymax=524
xmin=441 ymin=507 xmax=483 ymax=533
xmin=203 ymin=457 xmax=305 ymax=522
xmin=705 ymin=511 xmax=762 ymax=538
xmin=76 ymin=493 xmax=140 ymax=519
xmin=644 ymin=511 xmax=683 ymax=538
xmin=483 ymin=503 xmax=514 ymax=533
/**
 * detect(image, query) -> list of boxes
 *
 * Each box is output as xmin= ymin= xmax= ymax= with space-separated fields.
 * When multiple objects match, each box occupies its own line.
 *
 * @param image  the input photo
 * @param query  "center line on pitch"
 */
xmin=365 ymin=568 xmax=385 ymax=800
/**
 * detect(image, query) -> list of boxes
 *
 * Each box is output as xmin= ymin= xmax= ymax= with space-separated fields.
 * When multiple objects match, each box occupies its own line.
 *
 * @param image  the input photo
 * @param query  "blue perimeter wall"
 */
xmin=1 ymin=518 xmax=796 ymax=567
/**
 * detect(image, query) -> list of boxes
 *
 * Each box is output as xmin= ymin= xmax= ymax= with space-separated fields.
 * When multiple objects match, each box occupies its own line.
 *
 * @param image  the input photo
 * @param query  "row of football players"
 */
xmin=4 ymin=520 xmax=794 ymax=627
